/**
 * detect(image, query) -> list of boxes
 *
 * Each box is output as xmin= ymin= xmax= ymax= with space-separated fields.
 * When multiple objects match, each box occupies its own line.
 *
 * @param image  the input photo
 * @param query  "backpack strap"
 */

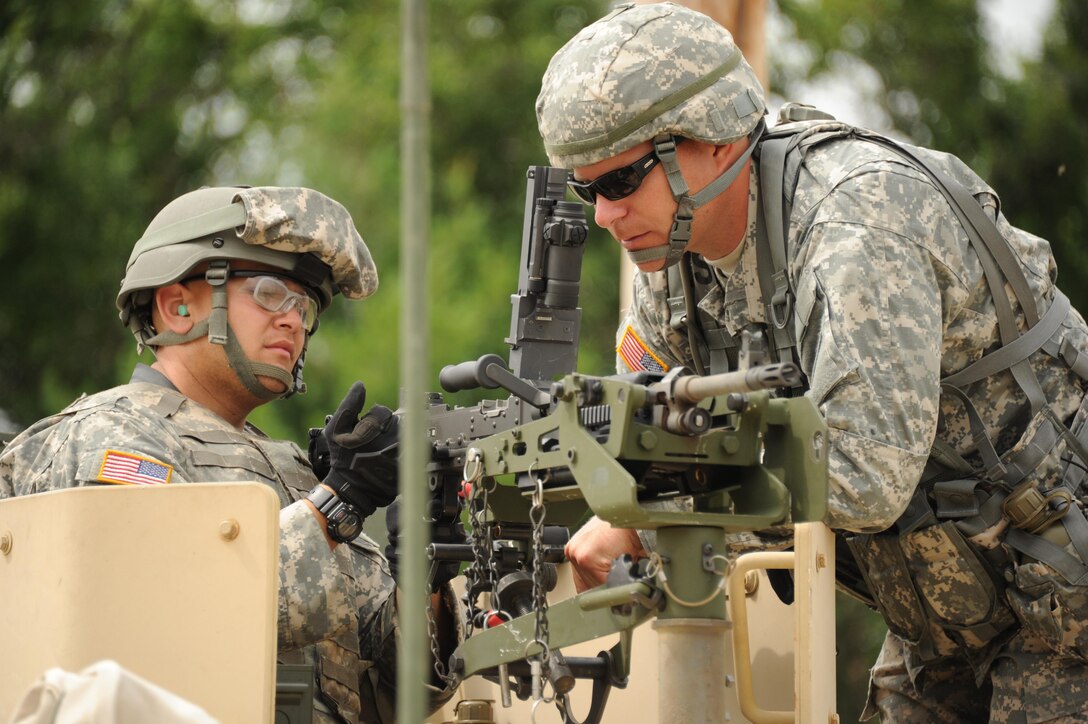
xmin=755 ymin=132 xmax=798 ymax=363
xmin=751 ymin=105 xmax=852 ymax=384
xmin=665 ymin=255 xmax=738 ymax=374
xmin=754 ymin=106 xmax=1088 ymax=481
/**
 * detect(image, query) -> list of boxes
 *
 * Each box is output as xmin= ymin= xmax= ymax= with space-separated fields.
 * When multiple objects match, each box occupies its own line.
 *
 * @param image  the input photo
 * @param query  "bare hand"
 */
xmin=564 ymin=516 xmax=645 ymax=593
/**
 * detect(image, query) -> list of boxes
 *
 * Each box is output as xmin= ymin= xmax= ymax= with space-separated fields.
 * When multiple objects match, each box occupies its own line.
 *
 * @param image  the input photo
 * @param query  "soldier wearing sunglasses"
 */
xmin=1 ymin=186 xmax=458 ymax=722
xmin=538 ymin=3 xmax=1088 ymax=722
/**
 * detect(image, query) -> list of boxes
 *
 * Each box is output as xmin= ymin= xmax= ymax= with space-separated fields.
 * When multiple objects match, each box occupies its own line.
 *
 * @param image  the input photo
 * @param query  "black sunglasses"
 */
xmin=567 ymin=148 xmax=661 ymax=205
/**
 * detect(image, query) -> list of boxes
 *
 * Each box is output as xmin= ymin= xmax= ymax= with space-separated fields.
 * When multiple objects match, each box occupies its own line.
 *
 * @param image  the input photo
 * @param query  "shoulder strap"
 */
xmin=665 ymin=257 xmax=738 ymax=374
xmin=753 ymin=106 xmax=853 ymax=377
xmin=753 ymin=106 xmax=1075 ymax=403
xmin=752 ymin=106 xmax=1088 ymax=484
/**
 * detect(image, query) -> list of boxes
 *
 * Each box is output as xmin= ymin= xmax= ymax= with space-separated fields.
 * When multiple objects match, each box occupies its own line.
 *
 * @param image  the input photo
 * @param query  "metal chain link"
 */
xmin=426 ymin=447 xmax=492 ymax=686
xmin=462 ymin=448 xmax=501 ymax=637
xmin=464 ymin=499 xmax=486 ymax=635
xmin=461 ymin=449 xmax=487 ymax=635
xmin=483 ymin=484 xmax=502 ymax=615
xmin=426 ymin=599 xmax=455 ymax=687
xmin=529 ymin=466 xmax=551 ymax=669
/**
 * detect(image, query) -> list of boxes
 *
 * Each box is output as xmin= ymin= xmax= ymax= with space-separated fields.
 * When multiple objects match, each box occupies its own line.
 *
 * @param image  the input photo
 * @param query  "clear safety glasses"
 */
xmin=236 ymin=274 xmax=319 ymax=332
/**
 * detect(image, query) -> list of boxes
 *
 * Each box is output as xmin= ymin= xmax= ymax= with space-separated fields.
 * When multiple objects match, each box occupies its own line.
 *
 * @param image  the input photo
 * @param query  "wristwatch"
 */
xmin=306 ymin=485 xmax=364 ymax=543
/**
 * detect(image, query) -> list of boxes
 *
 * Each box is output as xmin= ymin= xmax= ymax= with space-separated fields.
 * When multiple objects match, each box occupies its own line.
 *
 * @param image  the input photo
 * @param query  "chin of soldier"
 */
xmin=635 ymin=258 xmax=667 ymax=273
xmin=256 ymin=373 xmax=291 ymax=395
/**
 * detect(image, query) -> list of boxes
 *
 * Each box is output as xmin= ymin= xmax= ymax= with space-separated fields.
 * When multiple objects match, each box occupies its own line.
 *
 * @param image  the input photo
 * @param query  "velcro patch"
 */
xmin=617 ymin=325 xmax=669 ymax=373
xmin=97 ymin=450 xmax=173 ymax=486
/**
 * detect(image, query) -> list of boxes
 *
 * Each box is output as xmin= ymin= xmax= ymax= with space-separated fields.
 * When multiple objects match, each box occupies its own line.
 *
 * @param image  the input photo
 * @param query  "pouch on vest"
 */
xmin=847 ymin=520 xmax=1018 ymax=675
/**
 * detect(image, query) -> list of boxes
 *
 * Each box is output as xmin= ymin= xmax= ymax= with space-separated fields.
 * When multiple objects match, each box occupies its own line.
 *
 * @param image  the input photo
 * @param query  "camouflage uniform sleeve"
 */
xmin=0 ymin=402 xmax=194 ymax=496
xmin=277 ymin=501 xmax=361 ymax=649
xmin=793 ymin=165 xmax=948 ymax=532
xmin=349 ymin=532 xmax=397 ymax=660
xmin=2 ymin=396 xmax=369 ymax=652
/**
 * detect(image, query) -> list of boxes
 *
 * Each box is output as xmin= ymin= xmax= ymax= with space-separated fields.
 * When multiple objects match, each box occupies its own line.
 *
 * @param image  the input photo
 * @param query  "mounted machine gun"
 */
xmin=423 ymin=167 xmax=835 ymax=724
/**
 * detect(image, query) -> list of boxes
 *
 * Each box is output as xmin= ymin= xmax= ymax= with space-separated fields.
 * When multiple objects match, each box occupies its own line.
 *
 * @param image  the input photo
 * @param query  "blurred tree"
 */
xmin=0 ymin=0 xmax=616 ymax=438
xmin=245 ymin=0 xmax=616 ymax=439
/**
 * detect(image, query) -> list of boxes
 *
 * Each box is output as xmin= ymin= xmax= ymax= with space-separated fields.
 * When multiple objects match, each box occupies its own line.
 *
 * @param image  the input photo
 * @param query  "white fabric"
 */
xmin=703 ymin=239 xmax=744 ymax=273
xmin=9 ymin=660 xmax=218 ymax=724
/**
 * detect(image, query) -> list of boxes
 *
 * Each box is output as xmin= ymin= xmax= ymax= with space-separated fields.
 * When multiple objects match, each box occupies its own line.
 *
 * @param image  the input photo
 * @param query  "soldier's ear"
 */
xmin=709 ymin=139 xmax=743 ymax=171
xmin=153 ymin=283 xmax=196 ymax=333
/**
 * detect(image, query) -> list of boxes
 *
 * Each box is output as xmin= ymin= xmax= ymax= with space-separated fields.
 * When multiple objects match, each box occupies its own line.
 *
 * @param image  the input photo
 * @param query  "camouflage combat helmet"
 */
xmin=536 ymin=2 xmax=767 ymax=268
xmin=118 ymin=186 xmax=378 ymax=399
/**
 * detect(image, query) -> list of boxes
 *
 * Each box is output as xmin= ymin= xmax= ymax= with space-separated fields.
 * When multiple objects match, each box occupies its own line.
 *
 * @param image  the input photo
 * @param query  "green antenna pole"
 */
xmin=398 ymin=0 xmax=430 ymax=721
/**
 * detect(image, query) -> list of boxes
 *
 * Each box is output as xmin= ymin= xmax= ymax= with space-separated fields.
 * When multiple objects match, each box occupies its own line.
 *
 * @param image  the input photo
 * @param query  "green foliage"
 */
xmin=0 ymin=0 xmax=612 ymax=435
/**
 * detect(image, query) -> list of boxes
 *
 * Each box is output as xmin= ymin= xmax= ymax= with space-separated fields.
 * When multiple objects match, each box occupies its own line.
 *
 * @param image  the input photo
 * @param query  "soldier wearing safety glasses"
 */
xmin=0 ymin=186 xmax=457 ymax=722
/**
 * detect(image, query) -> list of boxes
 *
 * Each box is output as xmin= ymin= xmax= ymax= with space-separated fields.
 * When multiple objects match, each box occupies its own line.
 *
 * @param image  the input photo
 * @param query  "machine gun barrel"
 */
xmin=645 ymin=362 xmax=801 ymax=435
xmin=655 ymin=362 xmax=801 ymax=405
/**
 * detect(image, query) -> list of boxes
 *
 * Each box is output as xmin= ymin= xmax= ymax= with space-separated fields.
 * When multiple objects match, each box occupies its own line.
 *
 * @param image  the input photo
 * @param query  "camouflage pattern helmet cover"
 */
xmin=536 ymin=2 xmax=766 ymax=169
xmin=118 ymin=186 xmax=378 ymax=334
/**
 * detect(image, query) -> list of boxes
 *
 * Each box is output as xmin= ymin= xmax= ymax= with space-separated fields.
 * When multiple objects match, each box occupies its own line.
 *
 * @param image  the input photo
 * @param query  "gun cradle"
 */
xmin=458 ymin=371 xmax=827 ymax=531
xmin=446 ymin=369 xmax=829 ymax=690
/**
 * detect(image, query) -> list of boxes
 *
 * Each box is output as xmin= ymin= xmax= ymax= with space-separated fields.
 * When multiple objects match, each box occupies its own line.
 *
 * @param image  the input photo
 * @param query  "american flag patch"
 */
xmin=96 ymin=450 xmax=173 ymax=486
xmin=617 ymin=325 xmax=669 ymax=373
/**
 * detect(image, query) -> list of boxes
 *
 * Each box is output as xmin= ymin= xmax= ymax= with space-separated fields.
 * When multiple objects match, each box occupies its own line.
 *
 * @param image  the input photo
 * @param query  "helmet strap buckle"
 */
xmin=653 ymin=134 xmax=690 ymax=200
xmin=205 ymin=260 xmax=230 ymax=345
xmin=204 ymin=260 xmax=229 ymax=287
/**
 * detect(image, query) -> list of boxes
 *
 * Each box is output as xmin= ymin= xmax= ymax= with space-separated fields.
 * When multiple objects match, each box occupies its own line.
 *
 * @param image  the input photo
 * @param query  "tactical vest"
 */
xmin=146 ymin=384 xmax=378 ymax=723
xmin=669 ymin=104 xmax=1088 ymax=677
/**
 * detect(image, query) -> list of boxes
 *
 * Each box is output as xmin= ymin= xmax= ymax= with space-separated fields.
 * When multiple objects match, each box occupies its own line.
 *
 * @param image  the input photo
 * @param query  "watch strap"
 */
xmin=306 ymin=484 xmax=339 ymax=514
xmin=306 ymin=485 xmax=363 ymax=543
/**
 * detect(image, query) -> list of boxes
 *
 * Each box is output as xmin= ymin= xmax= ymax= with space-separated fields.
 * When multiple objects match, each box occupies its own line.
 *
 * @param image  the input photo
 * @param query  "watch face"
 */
xmin=327 ymin=504 xmax=363 ymax=542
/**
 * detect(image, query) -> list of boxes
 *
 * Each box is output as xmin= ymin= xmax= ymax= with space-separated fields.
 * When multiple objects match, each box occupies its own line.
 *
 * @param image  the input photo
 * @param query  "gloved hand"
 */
xmin=385 ymin=497 xmax=467 ymax=592
xmin=307 ymin=424 xmax=331 ymax=480
xmin=321 ymin=382 xmax=399 ymax=519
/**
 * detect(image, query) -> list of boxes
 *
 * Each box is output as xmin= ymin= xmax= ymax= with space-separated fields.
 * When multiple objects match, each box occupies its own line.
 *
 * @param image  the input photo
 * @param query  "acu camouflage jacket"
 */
xmin=619 ymin=127 xmax=1088 ymax=534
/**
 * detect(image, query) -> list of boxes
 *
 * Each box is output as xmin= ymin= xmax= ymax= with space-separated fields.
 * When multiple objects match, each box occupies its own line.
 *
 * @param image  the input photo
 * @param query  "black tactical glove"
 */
xmin=307 ymin=424 xmax=331 ymax=480
xmin=321 ymin=382 xmax=399 ymax=519
xmin=385 ymin=497 xmax=467 ymax=592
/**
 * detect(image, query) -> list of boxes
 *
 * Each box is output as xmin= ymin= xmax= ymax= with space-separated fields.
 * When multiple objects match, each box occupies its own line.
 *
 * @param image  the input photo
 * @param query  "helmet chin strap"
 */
xmin=628 ymin=119 xmax=766 ymax=269
xmin=222 ymin=325 xmax=296 ymax=401
xmin=144 ymin=260 xmax=306 ymax=401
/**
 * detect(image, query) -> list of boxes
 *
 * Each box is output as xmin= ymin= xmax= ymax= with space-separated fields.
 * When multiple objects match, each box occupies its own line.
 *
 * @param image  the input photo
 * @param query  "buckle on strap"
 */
xmin=768 ymin=269 xmax=793 ymax=330
xmin=1003 ymin=480 xmax=1073 ymax=535
xmin=205 ymin=260 xmax=229 ymax=286
xmin=667 ymin=294 xmax=686 ymax=332
xmin=654 ymin=134 xmax=689 ymax=200
xmin=206 ymin=260 xmax=229 ymax=345
xmin=669 ymin=213 xmax=693 ymax=245
xmin=653 ymin=135 xmax=677 ymax=157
